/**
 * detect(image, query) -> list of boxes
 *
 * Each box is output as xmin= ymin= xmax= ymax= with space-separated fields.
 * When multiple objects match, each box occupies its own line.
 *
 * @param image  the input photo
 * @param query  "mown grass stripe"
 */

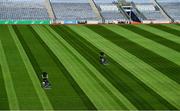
xmin=121 ymin=25 xmax=180 ymax=52
xmin=15 ymin=25 xmax=94 ymax=110
xmin=135 ymin=24 xmax=180 ymax=45
xmin=176 ymin=24 xmax=180 ymax=27
xmin=0 ymin=66 xmax=9 ymax=110
xmin=33 ymin=25 xmax=120 ymax=109
xmin=45 ymin=25 xmax=137 ymax=110
xmin=50 ymin=24 xmax=141 ymax=108
xmin=86 ymin=25 xmax=180 ymax=109
xmin=0 ymin=41 xmax=19 ymax=110
xmin=149 ymin=24 xmax=180 ymax=37
xmin=46 ymin=25 xmax=137 ymax=110
xmin=0 ymin=26 xmax=43 ymax=110
xmin=162 ymin=24 xmax=180 ymax=32
xmin=104 ymin=25 xmax=180 ymax=66
xmin=8 ymin=26 xmax=53 ymax=110
xmin=12 ymin=26 xmax=42 ymax=79
xmin=68 ymin=25 xmax=180 ymax=109
xmin=34 ymin=24 xmax=122 ymax=109
xmin=30 ymin=25 xmax=96 ymax=110
xmin=51 ymin=25 xmax=176 ymax=110
xmin=89 ymin=25 xmax=180 ymax=84
xmin=28 ymin=25 xmax=96 ymax=110
xmin=33 ymin=25 xmax=136 ymax=110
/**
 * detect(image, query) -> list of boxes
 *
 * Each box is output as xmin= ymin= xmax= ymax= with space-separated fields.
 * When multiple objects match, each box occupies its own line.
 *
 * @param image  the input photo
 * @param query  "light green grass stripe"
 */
xmin=161 ymin=24 xmax=180 ymax=31
xmin=104 ymin=25 xmax=180 ymax=66
xmin=135 ymin=24 xmax=180 ymax=44
xmin=45 ymin=25 xmax=136 ymax=110
xmin=68 ymin=26 xmax=180 ymax=109
xmin=33 ymin=25 xmax=118 ymax=109
xmin=32 ymin=25 xmax=135 ymax=110
xmin=0 ymin=41 xmax=19 ymax=110
xmin=8 ymin=26 xmax=53 ymax=110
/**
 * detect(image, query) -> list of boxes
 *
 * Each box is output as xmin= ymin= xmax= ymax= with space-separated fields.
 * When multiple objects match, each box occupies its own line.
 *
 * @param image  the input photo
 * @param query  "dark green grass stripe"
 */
xmin=87 ymin=25 xmax=180 ymax=84
xmin=51 ymin=25 xmax=176 ymax=110
xmin=87 ymin=26 xmax=180 ymax=108
xmin=40 ymin=41 xmax=97 ymax=110
xmin=49 ymin=25 xmax=129 ymax=109
xmin=46 ymin=25 xmax=127 ymax=109
xmin=121 ymin=25 xmax=180 ymax=52
xmin=1 ymin=26 xmax=43 ymax=110
xmin=32 ymin=26 xmax=96 ymax=110
xmin=13 ymin=25 xmax=94 ymax=110
xmin=0 ymin=66 xmax=9 ymax=110
xmin=13 ymin=25 xmax=96 ymax=110
xmin=149 ymin=24 xmax=180 ymax=37
xmin=12 ymin=26 xmax=42 ymax=79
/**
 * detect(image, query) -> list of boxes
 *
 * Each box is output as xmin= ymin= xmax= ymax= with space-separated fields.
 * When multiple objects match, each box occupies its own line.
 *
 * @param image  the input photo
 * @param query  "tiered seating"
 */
xmin=101 ymin=11 xmax=127 ymax=21
xmin=94 ymin=0 xmax=128 ymax=22
xmin=128 ymin=0 xmax=169 ymax=21
xmin=142 ymin=11 xmax=167 ymax=20
xmin=157 ymin=0 xmax=180 ymax=22
xmin=51 ymin=0 xmax=98 ymax=20
xmin=0 ymin=0 xmax=49 ymax=20
xmin=94 ymin=0 xmax=118 ymax=4
xmin=126 ymin=0 xmax=152 ymax=4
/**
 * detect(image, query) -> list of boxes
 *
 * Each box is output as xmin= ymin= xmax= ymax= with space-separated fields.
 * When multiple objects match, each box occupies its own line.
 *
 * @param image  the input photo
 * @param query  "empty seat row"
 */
xmin=0 ymin=0 xmax=49 ymax=20
xmin=51 ymin=3 xmax=98 ymax=20
xmin=157 ymin=1 xmax=180 ymax=22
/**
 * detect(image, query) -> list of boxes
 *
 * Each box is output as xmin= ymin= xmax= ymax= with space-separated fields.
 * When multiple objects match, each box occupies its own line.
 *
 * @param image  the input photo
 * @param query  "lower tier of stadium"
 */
xmin=0 ymin=0 xmax=180 ymax=24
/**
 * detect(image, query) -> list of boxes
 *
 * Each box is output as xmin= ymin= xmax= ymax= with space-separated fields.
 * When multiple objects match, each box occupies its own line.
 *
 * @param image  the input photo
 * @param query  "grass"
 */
xmin=0 ymin=24 xmax=180 ymax=110
xmin=12 ymin=25 xmax=94 ymax=110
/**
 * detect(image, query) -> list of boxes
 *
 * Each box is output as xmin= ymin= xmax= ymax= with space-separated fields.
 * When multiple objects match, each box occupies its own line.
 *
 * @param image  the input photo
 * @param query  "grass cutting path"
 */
xmin=12 ymin=25 xmax=94 ymax=110
xmin=0 ymin=41 xmax=16 ymax=110
xmin=0 ymin=24 xmax=180 ymax=110
xmin=32 ymin=25 xmax=136 ymax=110
xmin=68 ymin=25 xmax=180 ymax=109
xmin=120 ymin=24 xmax=180 ymax=52
xmin=149 ymin=24 xmax=180 ymax=37
xmin=103 ymin=25 xmax=180 ymax=66
xmin=50 ymin=25 xmax=176 ymax=110
xmin=161 ymin=24 xmax=180 ymax=32
xmin=8 ymin=26 xmax=53 ymax=110
xmin=0 ymin=65 xmax=9 ymax=110
xmin=0 ymin=26 xmax=43 ymax=110
xmin=135 ymin=24 xmax=180 ymax=45
xmin=89 ymin=25 xmax=180 ymax=84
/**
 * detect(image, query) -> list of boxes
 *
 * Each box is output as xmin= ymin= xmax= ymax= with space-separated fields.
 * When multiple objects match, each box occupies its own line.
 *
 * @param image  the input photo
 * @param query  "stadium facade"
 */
xmin=0 ymin=0 xmax=180 ymax=24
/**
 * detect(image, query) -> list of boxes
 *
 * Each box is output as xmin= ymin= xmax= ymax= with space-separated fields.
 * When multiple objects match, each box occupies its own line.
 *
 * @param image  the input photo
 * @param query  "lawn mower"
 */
xmin=41 ymin=72 xmax=51 ymax=89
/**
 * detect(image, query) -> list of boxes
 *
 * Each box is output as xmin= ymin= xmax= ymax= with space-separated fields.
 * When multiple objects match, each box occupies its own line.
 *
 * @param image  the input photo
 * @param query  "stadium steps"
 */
xmin=130 ymin=2 xmax=146 ymax=21
xmin=88 ymin=0 xmax=102 ymax=20
xmin=44 ymin=0 xmax=55 ymax=20
xmin=116 ymin=4 xmax=130 ymax=22
xmin=153 ymin=0 xmax=172 ymax=22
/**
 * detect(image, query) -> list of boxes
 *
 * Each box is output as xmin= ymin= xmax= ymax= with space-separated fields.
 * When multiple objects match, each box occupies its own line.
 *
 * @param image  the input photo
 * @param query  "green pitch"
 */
xmin=0 ymin=24 xmax=180 ymax=110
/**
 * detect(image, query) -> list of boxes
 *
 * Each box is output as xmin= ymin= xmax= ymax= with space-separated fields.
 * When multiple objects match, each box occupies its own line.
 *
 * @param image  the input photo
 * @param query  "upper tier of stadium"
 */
xmin=0 ymin=0 xmax=179 ymax=24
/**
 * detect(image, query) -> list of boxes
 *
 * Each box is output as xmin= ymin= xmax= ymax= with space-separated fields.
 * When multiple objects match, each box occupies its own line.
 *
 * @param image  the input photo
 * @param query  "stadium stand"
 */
xmin=51 ymin=0 xmax=100 ymax=24
xmin=0 ymin=0 xmax=179 ymax=24
xmin=156 ymin=0 xmax=180 ymax=23
xmin=94 ymin=0 xmax=129 ymax=23
xmin=126 ymin=0 xmax=171 ymax=23
xmin=0 ymin=0 xmax=50 ymax=20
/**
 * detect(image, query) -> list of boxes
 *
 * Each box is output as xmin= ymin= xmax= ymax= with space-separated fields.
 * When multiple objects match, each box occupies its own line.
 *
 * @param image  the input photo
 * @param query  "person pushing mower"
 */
xmin=41 ymin=72 xmax=51 ymax=89
xmin=99 ymin=52 xmax=108 ymax=65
